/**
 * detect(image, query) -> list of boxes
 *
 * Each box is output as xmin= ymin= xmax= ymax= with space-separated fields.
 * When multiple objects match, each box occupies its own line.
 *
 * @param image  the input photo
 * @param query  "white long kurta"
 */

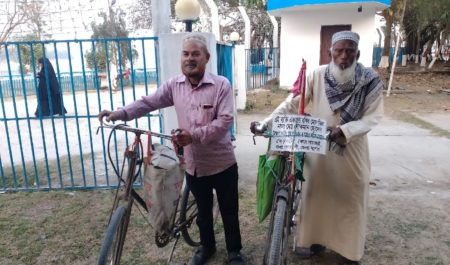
xmin=263 ymin=65 xmax=384 ymax=261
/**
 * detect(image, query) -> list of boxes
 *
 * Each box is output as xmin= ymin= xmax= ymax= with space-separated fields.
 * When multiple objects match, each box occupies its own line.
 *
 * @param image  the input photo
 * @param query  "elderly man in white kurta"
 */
xmin=251 ymin=31 xmax=384 ymax=265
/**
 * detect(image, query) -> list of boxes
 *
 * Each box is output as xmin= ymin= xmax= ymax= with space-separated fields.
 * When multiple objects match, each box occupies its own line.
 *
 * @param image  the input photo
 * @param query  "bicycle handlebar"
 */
xmin=97 ymin=123 xmax=174 ymax=141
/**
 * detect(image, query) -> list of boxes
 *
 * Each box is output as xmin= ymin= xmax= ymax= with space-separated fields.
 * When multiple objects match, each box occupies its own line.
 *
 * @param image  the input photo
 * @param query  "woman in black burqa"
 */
xmin=34 ymin=58 xmax=67 ymax=117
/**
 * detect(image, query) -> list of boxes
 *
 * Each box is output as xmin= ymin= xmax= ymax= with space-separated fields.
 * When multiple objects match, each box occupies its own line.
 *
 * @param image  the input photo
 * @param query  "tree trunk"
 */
xmin=379 ymin=8 xmax=393 ymax=68
xmin=415 ymin=29 xmax=421 ymax=64
xmin=421 ymin=39 xmax=432 ymax=67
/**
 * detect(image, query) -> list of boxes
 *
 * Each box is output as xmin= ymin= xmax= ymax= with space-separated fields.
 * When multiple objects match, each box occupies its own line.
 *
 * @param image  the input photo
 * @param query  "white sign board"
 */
xmin=270 ymin=114 xmax=327 ymax=154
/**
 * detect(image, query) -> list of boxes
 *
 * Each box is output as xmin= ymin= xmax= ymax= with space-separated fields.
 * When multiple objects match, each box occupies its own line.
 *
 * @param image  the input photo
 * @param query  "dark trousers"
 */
xmin=185 ymin=163 xmax=242 ymax=252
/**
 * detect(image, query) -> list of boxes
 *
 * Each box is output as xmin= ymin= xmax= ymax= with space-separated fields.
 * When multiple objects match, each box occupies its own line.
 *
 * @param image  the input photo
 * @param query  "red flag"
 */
xmin=291 ymin=59 xmax=307 ymax=114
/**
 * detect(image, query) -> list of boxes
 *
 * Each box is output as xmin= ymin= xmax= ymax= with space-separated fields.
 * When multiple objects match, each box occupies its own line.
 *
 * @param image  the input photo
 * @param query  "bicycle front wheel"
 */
xmin=98 ymin=206 xmax=130 ymax=265
xmin=266 ymin=198 xmax=287 ymax=265
xmin=179 ymin=185 xmax=200 ymax=247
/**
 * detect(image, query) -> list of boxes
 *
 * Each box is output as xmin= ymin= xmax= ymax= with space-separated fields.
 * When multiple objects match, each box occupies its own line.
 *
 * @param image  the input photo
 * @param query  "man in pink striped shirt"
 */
xmin=98 ymin=33 xmax=244 ymax=265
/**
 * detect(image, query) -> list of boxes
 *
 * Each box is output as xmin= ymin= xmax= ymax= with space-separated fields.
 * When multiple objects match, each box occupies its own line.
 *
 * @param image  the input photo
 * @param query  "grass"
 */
xmin=394 ymin=111 xmax=450 ymax=138
xmin=1 ymin=153 xmax=95 ymax=190
xmin=1 ymin=181 xmax=450 ymax=264
xmin=0 ymin=188 xmax=269 ymax=265
xmin=243 ymin=87 xmax=289 ymax=113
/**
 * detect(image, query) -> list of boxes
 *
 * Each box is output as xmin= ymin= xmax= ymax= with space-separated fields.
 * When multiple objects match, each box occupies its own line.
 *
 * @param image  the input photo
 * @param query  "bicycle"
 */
xmin=96 ymin=122 xmax=203 ymax=265
xmin=253 ymin=124 xmax=330 ymax=265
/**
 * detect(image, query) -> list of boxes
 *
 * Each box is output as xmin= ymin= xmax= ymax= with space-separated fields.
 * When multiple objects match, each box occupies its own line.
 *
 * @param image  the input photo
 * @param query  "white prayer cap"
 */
xmin=331 ymin=31 xmax=360 ymax=46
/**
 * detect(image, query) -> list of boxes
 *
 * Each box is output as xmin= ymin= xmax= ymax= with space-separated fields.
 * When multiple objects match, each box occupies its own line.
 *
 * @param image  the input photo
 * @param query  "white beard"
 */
xmin=329 ymin=59 xmax=357 ymax=84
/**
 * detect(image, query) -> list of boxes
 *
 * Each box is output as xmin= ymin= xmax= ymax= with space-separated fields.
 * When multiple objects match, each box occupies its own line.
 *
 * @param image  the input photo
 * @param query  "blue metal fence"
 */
xmin=0 ymin=70 xmax=158 ymax=98
xmin=0 ymin=37 xmax=161 ymax=192
xmin=372 ymin=47 xmax=405 ymax=67
xmin=245 ymin=47 xmax=280 ymax=89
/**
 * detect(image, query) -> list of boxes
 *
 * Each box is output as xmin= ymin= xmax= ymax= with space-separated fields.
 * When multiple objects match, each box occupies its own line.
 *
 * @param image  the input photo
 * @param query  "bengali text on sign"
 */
xmin=270 ymin=114 xmax=327 ymax=154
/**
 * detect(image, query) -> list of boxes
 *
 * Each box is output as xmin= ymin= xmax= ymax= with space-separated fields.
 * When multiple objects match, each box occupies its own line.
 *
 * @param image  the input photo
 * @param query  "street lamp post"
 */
xmin=175 ymin=0 xmax=201 ymax=32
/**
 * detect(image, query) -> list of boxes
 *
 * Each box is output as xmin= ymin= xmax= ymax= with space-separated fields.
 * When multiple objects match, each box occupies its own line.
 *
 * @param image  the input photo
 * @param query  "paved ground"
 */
xmin=234 ymin=112 xmax=450 ymax=191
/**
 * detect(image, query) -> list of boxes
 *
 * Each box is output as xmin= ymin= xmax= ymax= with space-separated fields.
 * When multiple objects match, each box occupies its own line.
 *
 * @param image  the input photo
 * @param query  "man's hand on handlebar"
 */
xmin=250 ymin=121 xmax=267 ymax=134
xmin=327 ymin=126 xmax=344 ymax=141
xmin=174 ymin=128 xmax=192 ymax=147
xmin=98 ymin=110 xmax=122 ymax=123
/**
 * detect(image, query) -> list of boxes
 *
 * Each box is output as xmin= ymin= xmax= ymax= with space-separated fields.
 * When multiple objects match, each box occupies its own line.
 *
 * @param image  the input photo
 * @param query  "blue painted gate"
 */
xmin=0 ymin=37 xmax=161 ymax=191
xmin=216 ymin=43 xmax=235 ymax=139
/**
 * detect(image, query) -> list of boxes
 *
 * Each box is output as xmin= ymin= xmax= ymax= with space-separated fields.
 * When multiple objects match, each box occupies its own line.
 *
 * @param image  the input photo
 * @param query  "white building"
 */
xmin=267 ymin=0 xmax=391 ymax=87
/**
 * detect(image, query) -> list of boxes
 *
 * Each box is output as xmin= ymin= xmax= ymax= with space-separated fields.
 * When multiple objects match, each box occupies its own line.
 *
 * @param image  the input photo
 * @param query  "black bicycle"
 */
xmin=96 ymin=123 xmax=202 ymax=265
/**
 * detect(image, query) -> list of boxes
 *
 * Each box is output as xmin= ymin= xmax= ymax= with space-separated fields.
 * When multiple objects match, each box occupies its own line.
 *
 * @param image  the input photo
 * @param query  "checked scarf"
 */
xmin=325 ymin=63 xmax=383 ymax=155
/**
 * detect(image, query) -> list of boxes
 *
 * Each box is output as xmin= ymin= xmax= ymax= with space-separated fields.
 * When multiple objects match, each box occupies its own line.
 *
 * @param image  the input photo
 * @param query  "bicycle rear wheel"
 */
xmin=98 ymin=206 xmax=130 ymax=265
xmin=266 ymin=198 xmax=287 ymax=265
xmin=179 ymin=185 xmax=220 ymax=247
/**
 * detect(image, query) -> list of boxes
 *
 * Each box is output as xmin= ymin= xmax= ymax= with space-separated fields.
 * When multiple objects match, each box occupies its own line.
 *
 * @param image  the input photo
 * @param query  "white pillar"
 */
xmin=238 ymin=6 xmax=251 ymax=49
xmin=205 ymin=0 xmax=220 ymax=41
xmin=268 ymin=14 xmax=278 ymax=48
xmin=151 ymin=1 xmax=171 ymax=35
xmin=158 ymin=33 xmax=218 ymax=135
xmin=235 ymin=45 xmax=247 ymax=110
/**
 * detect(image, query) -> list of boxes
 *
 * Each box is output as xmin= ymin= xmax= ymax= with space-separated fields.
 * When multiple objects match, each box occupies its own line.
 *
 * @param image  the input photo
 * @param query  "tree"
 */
xmin=215 ymin=0 xmax=273 ymax=48
xmin=126 ymin=0 xmax=274 ymax=48
xmin=403 ymin=0 xmax=450 ymax=65
xmin=17 ymin=34 xmax=44 ymax=73
xmin=379 ymin=0 xmax=405 ymax=68
xmin=1 ymin=0 xmax=46 ymax=43
xmin=85 ymin=7 xmax=136 ymax=72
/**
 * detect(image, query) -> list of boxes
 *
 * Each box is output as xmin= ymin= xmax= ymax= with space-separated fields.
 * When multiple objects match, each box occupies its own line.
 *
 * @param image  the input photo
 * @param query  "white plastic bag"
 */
xmin=143 ymin=143 xmax=185 ymax=233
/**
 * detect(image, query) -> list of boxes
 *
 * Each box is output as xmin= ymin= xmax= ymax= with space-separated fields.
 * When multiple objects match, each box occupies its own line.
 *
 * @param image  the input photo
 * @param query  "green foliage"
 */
xmin=85 ymin=42 xmax=108 ymax=72
xmin=17 ymin=34 xmax=44 ymax=74
xmin=402 ymin=0 xmax=450 ymax=53
xmin=85 ymin=9 xmax=136 ymax=71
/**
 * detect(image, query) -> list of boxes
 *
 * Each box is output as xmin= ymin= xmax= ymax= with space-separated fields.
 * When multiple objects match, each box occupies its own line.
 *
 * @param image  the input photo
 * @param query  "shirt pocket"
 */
xmin=192 ymin=104 xmax=216 ymax=126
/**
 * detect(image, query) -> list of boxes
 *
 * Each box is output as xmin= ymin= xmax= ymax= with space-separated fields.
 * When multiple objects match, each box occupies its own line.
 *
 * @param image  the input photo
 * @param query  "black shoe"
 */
xmin=228 ymin=251 xmax=245 ymax=265
xmin=188 ymin=245 xmax=216 ymax=265
xmin=295 ymin=244 xmax=326 ymax=258
xmin=310 ymin=244 xmax=326 ymax=254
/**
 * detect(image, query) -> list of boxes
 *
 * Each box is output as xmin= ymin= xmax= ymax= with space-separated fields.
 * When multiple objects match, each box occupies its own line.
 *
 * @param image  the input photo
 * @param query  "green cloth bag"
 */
xmin=256 ymin=154 xmax=283 ymax=223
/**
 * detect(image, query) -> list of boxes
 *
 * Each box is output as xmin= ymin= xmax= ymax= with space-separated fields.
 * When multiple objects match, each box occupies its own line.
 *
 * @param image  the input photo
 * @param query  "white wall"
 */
xmin=279 ymin=7 xmax=376 ymax=87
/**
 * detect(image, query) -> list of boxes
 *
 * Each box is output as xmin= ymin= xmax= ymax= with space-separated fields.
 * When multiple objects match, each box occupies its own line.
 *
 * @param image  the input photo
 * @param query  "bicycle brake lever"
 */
xmin=171 ymin=129 xmax=184 ymax=156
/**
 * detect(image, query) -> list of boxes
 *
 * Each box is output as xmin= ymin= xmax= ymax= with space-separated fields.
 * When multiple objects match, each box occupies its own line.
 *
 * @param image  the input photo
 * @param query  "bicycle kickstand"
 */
xmin=167 ymin=234 xmax=186 ymax=265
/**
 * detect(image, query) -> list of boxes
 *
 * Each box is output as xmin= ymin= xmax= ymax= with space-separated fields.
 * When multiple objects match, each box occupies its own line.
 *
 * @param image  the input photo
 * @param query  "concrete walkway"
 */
xmin=234 ymin=112 xmax=450 ymax=190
